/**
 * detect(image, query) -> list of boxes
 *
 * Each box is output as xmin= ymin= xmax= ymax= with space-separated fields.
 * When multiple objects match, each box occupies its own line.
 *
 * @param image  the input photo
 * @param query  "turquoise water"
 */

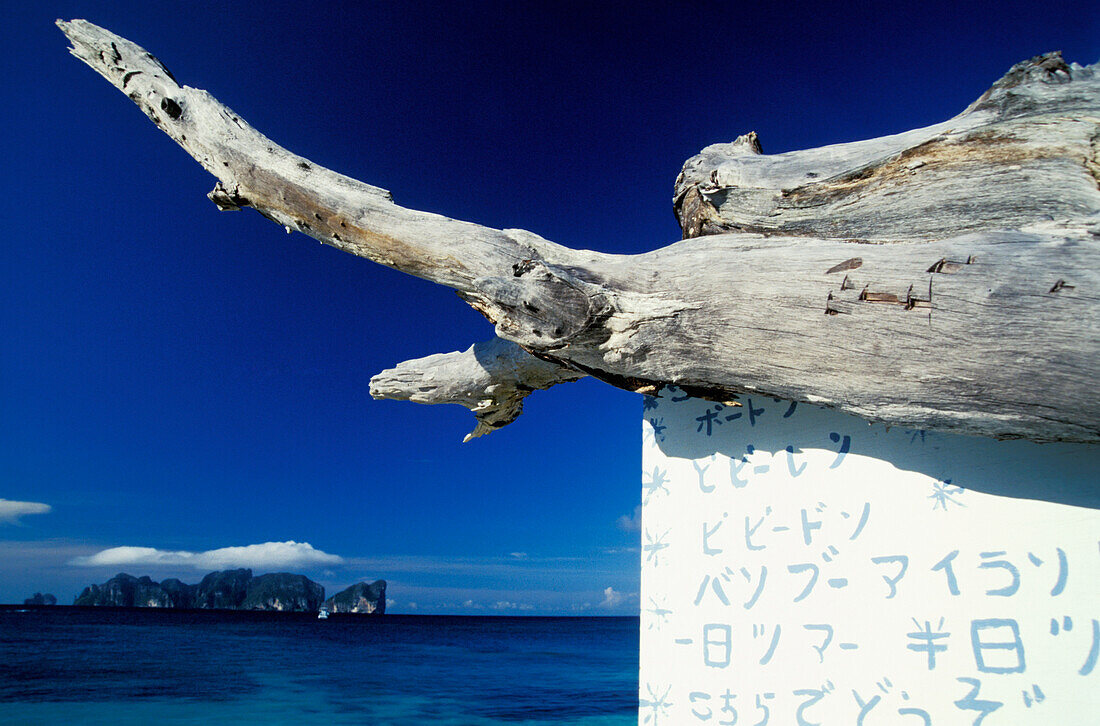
xmin=0 ymin=607 xmax=638 ymax=725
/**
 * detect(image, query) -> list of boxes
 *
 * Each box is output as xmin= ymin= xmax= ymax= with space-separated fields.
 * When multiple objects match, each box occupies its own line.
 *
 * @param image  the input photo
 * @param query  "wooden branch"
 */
xmin=369 ymin=338 xmax=586 ymax=442
xmin=60 ymin=20 xmax=1100 ymax=443
xmin=673 ymin=54 xmax=1100 ymax=244
xmin=58 ymin=18 xmax=590 ymax=437
xmin=56 ymin=19 xmax=572 ymax=291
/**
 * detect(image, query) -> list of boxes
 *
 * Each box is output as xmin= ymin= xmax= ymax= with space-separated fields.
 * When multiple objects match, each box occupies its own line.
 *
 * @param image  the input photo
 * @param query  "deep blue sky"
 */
xmin=1 ymin=1 xmax=1097 ymax=611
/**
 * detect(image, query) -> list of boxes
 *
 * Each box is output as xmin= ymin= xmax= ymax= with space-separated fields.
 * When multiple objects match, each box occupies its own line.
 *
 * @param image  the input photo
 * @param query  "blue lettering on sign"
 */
xmin=704 ymin=623 xmax=733 ymax=668
xmin=971 ymin=618 xmax=1026 ymax=674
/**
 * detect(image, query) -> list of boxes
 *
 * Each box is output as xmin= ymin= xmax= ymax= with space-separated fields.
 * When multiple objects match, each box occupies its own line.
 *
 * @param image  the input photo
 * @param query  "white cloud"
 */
xmin=509 ymin=552 xmax=528 ymax=559
xmin=391 ymin=582 xmax=587 ymax=615
xmin=70 ymin=540 xmax=342 ymax=570
xmin=616 ymin=505 xmax=642 ymax=532
xmin=0 ymin=498 xmax=52 ymax=524
xmin=599 ymin=586 xmax=624 ymax=608
xmin=490 ymin=600 xmax=534 ymax=611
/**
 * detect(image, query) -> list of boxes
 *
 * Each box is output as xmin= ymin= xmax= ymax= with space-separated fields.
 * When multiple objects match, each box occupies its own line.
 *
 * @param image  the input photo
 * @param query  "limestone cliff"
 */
xmin=193 ymin=568 xmax=252 ymax=609
xmin=323 ymin=580 xmax=386 ymax=614
xmin=74 ymin=573 xmax=174 ymax=607
xmin=73 ymin=569 xmax=331 ymax=612
xmin=241 ymin=573 xmax=324 ymax=612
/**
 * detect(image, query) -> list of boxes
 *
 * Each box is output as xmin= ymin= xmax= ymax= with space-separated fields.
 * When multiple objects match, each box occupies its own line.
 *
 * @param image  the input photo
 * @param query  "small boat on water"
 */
xmin=317 ymin=607 xmax=329 ymax=620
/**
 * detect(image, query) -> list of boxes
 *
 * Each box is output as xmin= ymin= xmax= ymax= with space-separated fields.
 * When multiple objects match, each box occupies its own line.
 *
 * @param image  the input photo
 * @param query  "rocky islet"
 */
xmin=73 ymin=570 xmax=385 ymax=613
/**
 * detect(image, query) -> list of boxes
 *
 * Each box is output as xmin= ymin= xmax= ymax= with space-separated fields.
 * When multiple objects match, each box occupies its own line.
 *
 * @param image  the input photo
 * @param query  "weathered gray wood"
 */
xmin=59 ymin=20 xmax=1100 ymax=443
xmin=673 ymin=54 xmax=1100 ymax=243
xmin=369 ymin=338 xmax=585 ymax=442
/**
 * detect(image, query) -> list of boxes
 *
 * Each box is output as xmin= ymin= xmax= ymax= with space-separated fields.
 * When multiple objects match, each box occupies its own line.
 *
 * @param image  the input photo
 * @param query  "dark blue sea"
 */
xmin=0 ymin=607 xmax=638 ymax=725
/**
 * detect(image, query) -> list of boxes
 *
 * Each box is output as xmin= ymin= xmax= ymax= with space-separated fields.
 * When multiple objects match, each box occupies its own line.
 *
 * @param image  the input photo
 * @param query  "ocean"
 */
xmin=0 ymin=607 xmax=638 ymax=725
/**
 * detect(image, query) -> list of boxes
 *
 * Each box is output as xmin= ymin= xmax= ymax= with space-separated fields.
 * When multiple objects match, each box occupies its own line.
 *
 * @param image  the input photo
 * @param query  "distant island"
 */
xmin=323 ymin=580 xmax=386 ymax=614
xmin=72 ymin=569 xmax=385 ymax=614
xmin=24 ymin=592 xmax=57 ymax=606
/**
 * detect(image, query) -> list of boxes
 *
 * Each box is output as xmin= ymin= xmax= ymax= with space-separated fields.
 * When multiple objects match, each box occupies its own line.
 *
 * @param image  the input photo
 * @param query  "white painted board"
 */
xmin=640 ymin=390 xmax=1099 ymax=725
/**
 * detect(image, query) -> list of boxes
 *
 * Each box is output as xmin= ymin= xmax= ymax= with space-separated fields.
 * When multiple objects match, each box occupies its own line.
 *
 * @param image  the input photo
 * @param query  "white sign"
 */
xmin=640 ymin=389 xmax=1100 ymax=725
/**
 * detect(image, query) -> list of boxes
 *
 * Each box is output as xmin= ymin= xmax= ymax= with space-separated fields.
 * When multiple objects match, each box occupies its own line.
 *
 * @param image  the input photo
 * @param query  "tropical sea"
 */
xmin=0 ymin=607 xmax=638 ymax=725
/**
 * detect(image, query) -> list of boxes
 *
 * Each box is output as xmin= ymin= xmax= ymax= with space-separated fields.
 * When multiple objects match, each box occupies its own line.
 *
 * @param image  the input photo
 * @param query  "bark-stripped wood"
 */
xmin=59 ymin=20 xmax=1100 ymax=443
xmin=370 ymin=339 xmax=585 ymax=442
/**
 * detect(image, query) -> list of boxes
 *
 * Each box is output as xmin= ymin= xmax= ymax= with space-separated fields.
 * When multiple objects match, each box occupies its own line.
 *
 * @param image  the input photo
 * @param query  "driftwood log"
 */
xmin=59 ymin=20 xmax=1099 ymax=443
